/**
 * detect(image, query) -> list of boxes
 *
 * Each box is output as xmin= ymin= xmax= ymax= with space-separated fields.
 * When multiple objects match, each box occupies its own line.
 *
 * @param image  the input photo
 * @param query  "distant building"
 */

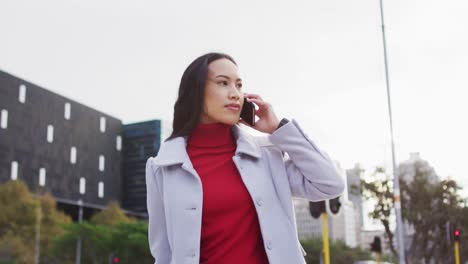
xmin=160 ymin=119 xmax=173 ymax=142
xmin=294 ymin=198 xmax=358 ymax=247
xmin=294 ymin=198 xmax=323 ymax=240
xmin=398 ymin=152 xmax=439 ymax=184
xmin=398 ymin=152 xmax=439 ymax=260
xmin=346 ymin=163 xmax=365 ymax=246
xmin=357 ymin=153 xmax=439 ymax=258
xmin=0 ymin=70 xmax=160 ymax=220
xmin=122 ymin=120 xmax=161 ymax=213
xmin=294 ymin=160 xmax=359 ymax=248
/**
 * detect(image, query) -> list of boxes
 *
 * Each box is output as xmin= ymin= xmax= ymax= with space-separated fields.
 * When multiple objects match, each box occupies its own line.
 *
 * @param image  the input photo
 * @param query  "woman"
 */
xmin=145 ymin=52 xmax=345 ymax=264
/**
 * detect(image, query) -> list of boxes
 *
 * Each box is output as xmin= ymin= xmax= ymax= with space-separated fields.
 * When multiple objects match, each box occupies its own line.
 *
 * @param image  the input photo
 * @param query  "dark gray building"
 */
xmin=122 ymin=120 xmax=161 ymax=213
xmin=0 ymin=70 xmax=160 ymax=220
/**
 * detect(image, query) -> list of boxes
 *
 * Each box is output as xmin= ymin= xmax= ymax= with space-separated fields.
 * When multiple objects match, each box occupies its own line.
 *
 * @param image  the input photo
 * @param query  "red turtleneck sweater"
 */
xmin=186 ymin=122 xmax=269 ymax=264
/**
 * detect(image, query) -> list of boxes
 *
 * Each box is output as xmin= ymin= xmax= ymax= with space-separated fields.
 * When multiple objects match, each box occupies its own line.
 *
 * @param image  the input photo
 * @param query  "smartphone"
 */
xmin=240 ymin=97 xmax=256 ymax=126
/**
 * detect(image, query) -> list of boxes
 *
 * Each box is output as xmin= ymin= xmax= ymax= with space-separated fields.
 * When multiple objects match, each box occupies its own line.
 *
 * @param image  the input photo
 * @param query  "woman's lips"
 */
xmin=225 ymin=104 xmax=240 ymax=111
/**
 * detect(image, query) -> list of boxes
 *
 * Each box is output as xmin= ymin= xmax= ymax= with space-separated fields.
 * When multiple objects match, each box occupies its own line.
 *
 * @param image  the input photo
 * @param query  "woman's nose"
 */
xmin=229 ymin=87 xmax=241 ymax=100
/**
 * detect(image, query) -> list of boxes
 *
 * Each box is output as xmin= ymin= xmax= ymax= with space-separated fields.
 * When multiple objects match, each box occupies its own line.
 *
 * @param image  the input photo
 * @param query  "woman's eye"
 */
xmin=218 ymin=81 xmax=228 ymax=86
xmin=236 ymin=83 xmax=243 ymax=89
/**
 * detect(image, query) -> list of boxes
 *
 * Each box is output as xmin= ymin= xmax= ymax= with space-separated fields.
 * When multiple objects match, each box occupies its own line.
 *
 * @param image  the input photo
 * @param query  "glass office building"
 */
xmin=122 ymin=120 xmax=161 ymax=213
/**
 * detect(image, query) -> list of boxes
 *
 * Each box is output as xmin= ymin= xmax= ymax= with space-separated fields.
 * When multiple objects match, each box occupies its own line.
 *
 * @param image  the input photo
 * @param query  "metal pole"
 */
xmin=454 ymin=241 xmax=460 ymax=264
xmin=34 ymin=193 xmax=42 ymax=264
xmin=378 ymin=0 xmax=406 ymax=263
xmin=446 ymin=222 xmax=454 ymax=263
xmin=321 ymin=213 xmax=330 ymax=264
xmin=75 ymin=199 xmax=83 ymax=264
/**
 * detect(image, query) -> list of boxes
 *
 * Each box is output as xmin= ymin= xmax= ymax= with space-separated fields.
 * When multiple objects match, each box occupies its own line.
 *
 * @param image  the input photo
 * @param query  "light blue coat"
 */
xmin=145 ymin=119 xmax=345 ymax=264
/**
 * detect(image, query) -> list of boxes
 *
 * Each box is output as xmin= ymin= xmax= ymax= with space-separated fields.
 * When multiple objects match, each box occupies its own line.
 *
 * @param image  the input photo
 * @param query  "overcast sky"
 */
xmin=1 ymin=0 xmax=467 ymax=203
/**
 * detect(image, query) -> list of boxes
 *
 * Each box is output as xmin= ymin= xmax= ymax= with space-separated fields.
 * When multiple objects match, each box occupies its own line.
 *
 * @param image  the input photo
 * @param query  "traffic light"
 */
xmin=109 ymin=254 xmax=119 ymax=264
xmin=309 ymin=201 xmax=325 ymax=219
xmin=370 ymin=236 xmax=382 ymax=253
xmin=454 ymin=229 xmax=460 ymax=242
xmin=326 ymin=196 xmax=342 ymax=216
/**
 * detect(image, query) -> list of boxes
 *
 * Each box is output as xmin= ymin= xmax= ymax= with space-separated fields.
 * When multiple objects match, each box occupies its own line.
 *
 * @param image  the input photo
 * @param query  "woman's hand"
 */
xmin=239 ymin=93 xmax=280 ymax=134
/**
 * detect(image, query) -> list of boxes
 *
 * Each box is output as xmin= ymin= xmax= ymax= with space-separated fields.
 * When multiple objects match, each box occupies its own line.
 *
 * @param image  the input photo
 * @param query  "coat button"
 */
xmin=266 ymin=240 xmax=273 ymax=250
xmin=255 ymin=197 xmax=263 ymax=207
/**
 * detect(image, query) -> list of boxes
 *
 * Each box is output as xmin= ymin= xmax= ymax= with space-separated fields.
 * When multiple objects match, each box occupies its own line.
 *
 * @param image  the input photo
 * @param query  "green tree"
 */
xmin=0 ymin=180 xmax=71 ymax=264
xmin=459 ymin=206 xmax=468 ymax=261
xmin=52 ymin=221 xmax=153 ymax=264
xmin=301 ymin=238 xmax=375 ymax=264
xmin=52 ymin=221 xmax=112 ymax=264
xmin=0 ymin=180 xmax=36 ymax=263
xmin=52 ymin=201 xmax=153 ymax=263
xmin=400 ymin=171 xmax=466 ymax=262
xmin=358 ymin=166 xmax=398 ymax=257
xmin=90 ymin=201 xmax=132 ymax=226
xmin=38 ymin=193 xmax=72 ymax=263
xmin=359 ymin=161 xmax=467 ymax=262
xmin=107 ymin=221 xmax=152 ymax=263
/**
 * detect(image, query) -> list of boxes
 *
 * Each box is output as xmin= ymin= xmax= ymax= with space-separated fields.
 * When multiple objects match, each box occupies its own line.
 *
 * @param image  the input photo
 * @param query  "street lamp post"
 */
xmin=378 ymin=0 xmax=406 ymax=262
xmin=33 ymin=186 xmax=42 ymax=264
xmin=75 ymin=199 xmax=83 ymax=264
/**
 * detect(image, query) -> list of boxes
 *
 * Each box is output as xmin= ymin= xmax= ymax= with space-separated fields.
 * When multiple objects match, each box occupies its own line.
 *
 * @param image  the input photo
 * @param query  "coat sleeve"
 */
xmin=268 ymin=119 xmax=345 ymax=201
xmin=146 ymin=157 xmax=171 ymax=264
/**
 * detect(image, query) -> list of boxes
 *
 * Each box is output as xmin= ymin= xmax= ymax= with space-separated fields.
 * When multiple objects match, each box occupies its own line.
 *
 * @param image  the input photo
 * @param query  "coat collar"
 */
xmin=153 ymin=124 xmax=261 ymax=167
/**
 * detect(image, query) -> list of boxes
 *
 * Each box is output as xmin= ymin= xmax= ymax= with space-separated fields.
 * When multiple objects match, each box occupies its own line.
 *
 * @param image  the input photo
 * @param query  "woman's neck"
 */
xmin=187 ymin=122 xmax=235 ymax=148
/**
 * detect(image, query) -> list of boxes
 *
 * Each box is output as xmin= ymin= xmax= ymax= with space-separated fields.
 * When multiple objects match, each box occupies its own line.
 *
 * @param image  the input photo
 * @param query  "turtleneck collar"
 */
xmin=187 ymin=122 xmax=235 ymax=148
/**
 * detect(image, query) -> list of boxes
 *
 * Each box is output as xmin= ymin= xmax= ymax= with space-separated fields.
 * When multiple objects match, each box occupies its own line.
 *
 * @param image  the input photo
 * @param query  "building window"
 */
xmin=64 ymin=102 xmax=71 ymax=120
xmin=100 ymin=117 xmax=106 ymax=133
xmin=70 ymin=147 xmax=77 ymax=164
xmin=116 ymin=136 xmax=122 ymax=151
xmin=11 ymin=161 xmax=18 ymax=180
xmin=99 ymin=155 xmax=105 ymax=171
xmin=79 ymin=177 xmax=86 ymax=194
xmin=98 ymin=182 xmax=104 ymax=198
xmin=0 ymin=110 xmax=7 ymax=129
xmin=47 ymin=125 xmax=54 ymax=143
xmin=19 ymin=84 xmax=26 ymax=103
xmin=39 ymin=168 xmax=46 ymax=186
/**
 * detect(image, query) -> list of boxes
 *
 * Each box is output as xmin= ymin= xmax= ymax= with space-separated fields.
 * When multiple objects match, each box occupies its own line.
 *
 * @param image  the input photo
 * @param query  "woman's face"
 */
xmin=200 ymin=58 xmax=244 ymax=125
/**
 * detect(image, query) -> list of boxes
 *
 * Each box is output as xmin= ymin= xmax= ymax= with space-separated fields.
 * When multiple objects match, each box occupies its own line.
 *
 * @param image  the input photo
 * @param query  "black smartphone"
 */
xmin=240 ymin=98 xmax=255 ymax=126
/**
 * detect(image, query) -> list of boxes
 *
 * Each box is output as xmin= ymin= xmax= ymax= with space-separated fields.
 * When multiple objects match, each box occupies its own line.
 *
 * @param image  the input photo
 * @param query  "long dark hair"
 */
xmin=166 ymin=52 xmax=237 ymax=141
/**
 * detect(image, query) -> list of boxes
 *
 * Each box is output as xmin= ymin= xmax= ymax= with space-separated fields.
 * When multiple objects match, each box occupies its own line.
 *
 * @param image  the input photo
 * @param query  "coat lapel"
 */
xmin=153 ymin=124 xmax=262 ymax=169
